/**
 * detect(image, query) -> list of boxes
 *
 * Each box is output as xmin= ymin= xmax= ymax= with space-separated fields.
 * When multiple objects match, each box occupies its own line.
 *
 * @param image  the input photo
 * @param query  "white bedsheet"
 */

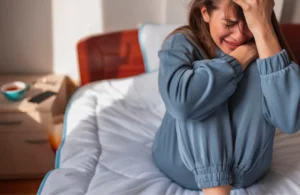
xmin=38 ymin=72 xmax=300 ymax=195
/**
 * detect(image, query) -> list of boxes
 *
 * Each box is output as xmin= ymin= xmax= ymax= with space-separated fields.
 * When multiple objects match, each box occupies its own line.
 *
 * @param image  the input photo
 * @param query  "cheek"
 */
xmin=213 ymin=27 xmax=231 ymax=43
xmin=219 ymin=26 xmax=231 ymax=37
xmin=210 ymin=26 xmax=234 ymax=54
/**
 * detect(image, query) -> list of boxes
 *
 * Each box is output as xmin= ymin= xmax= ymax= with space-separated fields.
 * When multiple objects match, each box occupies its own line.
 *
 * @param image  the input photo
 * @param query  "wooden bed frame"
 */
xmin=77 ymin=24 xmax=300 ymax=85
xmin=77 ymin=29 xmax=145 ymax=85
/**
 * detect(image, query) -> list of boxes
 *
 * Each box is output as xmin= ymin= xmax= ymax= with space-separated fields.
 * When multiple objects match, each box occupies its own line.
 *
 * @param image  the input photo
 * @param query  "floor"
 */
xmin=0 ymin=179 xmax=42 ymax=195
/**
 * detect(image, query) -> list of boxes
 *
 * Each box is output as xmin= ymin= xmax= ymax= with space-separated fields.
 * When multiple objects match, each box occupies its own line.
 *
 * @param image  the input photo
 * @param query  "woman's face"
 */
xmin=201 ymin=1 xmax=254 ymax=54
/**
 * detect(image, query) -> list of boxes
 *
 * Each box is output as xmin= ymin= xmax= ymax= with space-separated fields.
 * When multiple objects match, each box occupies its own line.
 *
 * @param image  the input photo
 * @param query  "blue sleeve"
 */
xmin=257 ymin=49 xmax=300 ymax=134
xmin=158 ymin=33 xmax=243 ymax=121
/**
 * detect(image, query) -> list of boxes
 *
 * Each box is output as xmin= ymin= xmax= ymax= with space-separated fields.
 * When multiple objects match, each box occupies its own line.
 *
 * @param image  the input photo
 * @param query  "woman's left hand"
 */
xmin=232 ymin=0 xmax=275 ymax=35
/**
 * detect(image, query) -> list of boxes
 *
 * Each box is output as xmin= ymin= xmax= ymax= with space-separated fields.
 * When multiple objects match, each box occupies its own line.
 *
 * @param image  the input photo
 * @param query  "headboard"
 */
xmin=77 ymin=29 xmax=145 ymax=85
xmin=77 ymin=24 xmax=300 ymax=85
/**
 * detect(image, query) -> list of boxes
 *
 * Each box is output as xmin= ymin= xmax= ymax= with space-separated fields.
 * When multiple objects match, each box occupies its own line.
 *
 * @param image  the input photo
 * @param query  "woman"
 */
xmin=152 ymin=0 xmax=300 ymax=194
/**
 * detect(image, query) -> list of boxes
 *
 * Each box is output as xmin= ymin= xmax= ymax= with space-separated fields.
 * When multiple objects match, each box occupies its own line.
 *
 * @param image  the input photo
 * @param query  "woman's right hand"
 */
xmin=229 ymin=41 xmax=258 ymax=71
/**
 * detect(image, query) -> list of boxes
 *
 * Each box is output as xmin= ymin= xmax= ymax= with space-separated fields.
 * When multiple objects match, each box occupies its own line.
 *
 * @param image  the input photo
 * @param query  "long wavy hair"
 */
xmin=168 ymin=0 xmax=296 ymax=62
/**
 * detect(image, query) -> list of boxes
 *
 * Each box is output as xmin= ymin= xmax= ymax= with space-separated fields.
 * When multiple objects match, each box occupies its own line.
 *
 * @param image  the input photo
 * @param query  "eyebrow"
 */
xmin=223 ymin=19 xmax=238 ymax=23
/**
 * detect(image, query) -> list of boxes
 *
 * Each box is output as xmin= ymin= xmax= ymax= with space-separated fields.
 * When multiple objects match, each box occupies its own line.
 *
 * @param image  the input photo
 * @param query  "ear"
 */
xmin=201 ymin=6 xmax=210 ymax=23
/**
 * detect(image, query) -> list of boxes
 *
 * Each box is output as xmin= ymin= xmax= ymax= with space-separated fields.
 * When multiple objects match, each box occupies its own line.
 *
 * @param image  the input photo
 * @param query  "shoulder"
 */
xmin=161 ymin=29 xmax=206 ymax=58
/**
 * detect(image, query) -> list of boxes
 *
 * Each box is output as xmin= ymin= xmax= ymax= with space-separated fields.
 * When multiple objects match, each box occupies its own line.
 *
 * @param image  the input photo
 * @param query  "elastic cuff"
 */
xmin=256 ymin=49 xmax=291 ymax=75
xmin=192 ymin=165 xmax=232 ymax=189
xmin=220 ymin=54 xmax=243 ymax=83
xmin=231 ymin=168 xmax=245 ymax=188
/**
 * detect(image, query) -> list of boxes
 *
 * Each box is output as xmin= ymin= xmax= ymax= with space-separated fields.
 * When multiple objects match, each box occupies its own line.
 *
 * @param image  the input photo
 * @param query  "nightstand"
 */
xmin=0 ymin=74 xmax=67 ymax=179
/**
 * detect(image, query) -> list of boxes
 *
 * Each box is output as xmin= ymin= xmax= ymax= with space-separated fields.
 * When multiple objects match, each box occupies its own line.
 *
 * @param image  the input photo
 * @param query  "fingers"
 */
xmin=233 ymin=0 xmax=275 ymax=10
xmin=232 ymin=0 xmax=251 ymax=11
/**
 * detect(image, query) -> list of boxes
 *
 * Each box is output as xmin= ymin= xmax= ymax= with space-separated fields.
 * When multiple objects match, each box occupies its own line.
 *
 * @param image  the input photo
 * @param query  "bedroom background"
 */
xmin=0 ymin=0 xmax=297 ymax=83
xmin=0 ymin=0 xmax=299 ymax=194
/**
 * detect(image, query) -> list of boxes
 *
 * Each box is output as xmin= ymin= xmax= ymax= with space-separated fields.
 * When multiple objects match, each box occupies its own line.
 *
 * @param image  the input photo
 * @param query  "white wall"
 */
xmin=102 ymin=0 xmax=164 ymax=32
xmin=0 ymin=0 xmax=165 ymax=80
xmin=0 ymin=0 xmax=52 ymax=74
xmin=274 ymin=0 xmax=285 ymax=21
xmin=51 ymin=0 xmax=103 ymax=80
xmin=165 ymin=0 xmax=189 ymax=24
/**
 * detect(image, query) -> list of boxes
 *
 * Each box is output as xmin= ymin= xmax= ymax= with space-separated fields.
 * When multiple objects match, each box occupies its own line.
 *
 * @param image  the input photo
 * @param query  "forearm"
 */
xmin=253 ymin=24 xmax=282 ymax=59
xmin=230 ymin=47 xmax=256 ymax=70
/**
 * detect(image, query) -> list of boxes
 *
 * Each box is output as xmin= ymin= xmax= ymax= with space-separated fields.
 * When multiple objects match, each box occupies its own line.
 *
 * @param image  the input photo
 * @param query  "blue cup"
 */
xmin=1 ymin=81 xmax=30 ymax=102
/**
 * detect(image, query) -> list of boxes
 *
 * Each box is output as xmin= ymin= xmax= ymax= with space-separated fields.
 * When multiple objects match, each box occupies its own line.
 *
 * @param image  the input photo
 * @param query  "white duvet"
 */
xmin=38 ymin=72 xmax=300 ymax=195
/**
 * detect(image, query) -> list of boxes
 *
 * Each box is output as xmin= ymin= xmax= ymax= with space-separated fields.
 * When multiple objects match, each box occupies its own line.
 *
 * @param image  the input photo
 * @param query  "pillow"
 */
xmin=138 ymin=23 xmax=182 ymax=73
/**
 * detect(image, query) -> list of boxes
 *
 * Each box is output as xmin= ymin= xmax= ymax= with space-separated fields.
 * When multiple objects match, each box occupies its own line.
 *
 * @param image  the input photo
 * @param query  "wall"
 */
xmin=274 ymin=0 xmax=285 ymax=21
xmin=165 ymin=0 xmax=189 ymax=24
xmin=102 ymin=0 xmax=163 ymax=32
xmin=51 ymin=0 xmax=103 ymax=80
xmin=281 ymin=0 xmax=300 ymax=23
xmin=0 ymin=0 xmax=164 ymax=80
xmin=0 ymin=0 xmax=52 ymax=74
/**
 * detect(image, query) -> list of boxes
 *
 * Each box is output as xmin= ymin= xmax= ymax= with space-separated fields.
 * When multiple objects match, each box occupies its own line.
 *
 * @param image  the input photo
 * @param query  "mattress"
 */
xmin=38 ymin=72 xmax=300 ymax=195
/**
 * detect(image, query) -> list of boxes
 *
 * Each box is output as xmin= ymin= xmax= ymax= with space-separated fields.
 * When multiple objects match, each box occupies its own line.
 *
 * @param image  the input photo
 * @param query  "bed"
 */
xmin=38 ymin=23 xmax=300 ymax=195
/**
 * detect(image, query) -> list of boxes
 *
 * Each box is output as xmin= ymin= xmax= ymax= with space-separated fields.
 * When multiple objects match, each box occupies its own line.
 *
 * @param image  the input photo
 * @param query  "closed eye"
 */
xmin=223 ymin=19 xmax=238 ymax=27
xmin=225 ymin=22 xmax=237 ymax=27
xmin=225 ymin=24 xmax=235 ymax=27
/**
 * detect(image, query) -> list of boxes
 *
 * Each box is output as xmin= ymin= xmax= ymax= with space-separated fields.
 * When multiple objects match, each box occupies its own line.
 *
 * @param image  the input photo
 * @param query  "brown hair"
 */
xmin=168 ymin=0 xmax=297 ymax=62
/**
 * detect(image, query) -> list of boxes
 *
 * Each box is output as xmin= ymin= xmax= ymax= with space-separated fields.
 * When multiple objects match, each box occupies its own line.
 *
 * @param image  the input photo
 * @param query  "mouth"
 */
xmin=223 ymin=40 xmax=242 ymax=50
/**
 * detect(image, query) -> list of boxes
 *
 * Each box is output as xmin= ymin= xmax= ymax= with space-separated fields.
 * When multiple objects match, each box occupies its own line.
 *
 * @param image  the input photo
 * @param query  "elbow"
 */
xmin=279 ymin=127 xmax=299 ymax=135
xmin=263 ymin=110 xmax=300 ymax=134
xmin=276 ymin=122 xmax=300 ymax=134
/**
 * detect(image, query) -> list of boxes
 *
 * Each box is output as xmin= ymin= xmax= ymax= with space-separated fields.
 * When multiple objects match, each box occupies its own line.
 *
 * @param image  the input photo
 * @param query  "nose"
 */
xmin=231 ymin=23 xmax=253 ymax=43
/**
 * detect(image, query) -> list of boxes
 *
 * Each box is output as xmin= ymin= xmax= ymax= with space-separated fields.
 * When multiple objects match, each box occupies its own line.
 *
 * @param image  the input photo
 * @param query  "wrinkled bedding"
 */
xmin=38 ymin=72 xmax=300 ymax=195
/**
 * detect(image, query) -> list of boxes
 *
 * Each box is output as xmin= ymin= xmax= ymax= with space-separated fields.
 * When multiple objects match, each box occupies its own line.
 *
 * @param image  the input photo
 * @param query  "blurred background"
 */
xmin=0 ymin=0 xmax=297 ymax=81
